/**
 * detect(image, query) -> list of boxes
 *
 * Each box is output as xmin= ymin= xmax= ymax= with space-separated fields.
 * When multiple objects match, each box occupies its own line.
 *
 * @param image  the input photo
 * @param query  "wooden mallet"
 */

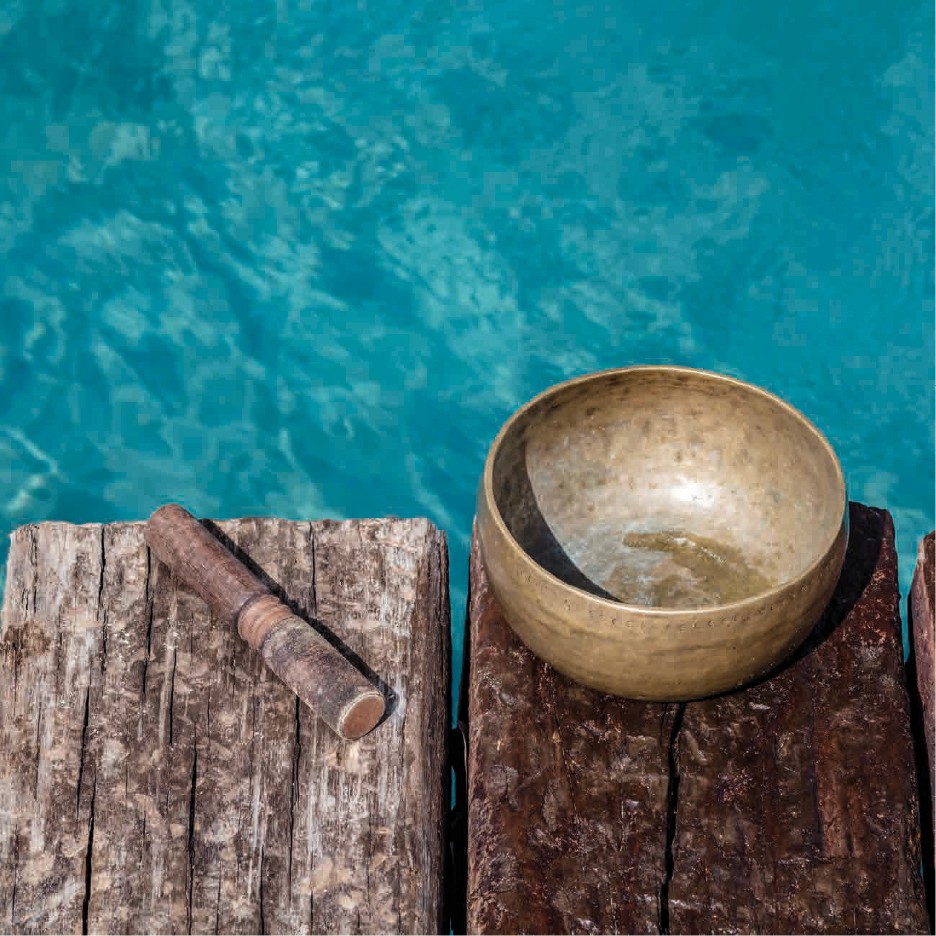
xmin=144 ymin=504 xmax=386 ymax=740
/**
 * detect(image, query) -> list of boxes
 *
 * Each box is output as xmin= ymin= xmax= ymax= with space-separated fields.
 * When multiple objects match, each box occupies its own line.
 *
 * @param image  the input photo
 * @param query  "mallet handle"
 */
xmin=144 ymin=504 xmax=385 ymax=739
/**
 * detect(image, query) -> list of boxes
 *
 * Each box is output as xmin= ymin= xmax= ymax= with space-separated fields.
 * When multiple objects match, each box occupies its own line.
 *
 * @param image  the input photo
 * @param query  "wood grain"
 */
xmin=0 ymin=517 xmax=450 ymax=935
xmin=910 ymin=532 xmax=935 ymax=824
xmin=144 ymin=505 xmax=386 ymax=740
xmin=667 ymin=506 xmax=926 ymax=934
xmin=467 ymin=528 xmax=674 ymax=935
xmin=909 ymin=530 xmax=935 ymax=916
xmin=466 ymin=504 xmax=929 ymax=934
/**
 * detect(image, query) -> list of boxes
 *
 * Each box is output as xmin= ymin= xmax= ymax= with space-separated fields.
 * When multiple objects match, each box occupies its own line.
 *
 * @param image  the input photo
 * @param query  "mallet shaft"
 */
xmin=144 ymin=504 xmax=385 ymax=740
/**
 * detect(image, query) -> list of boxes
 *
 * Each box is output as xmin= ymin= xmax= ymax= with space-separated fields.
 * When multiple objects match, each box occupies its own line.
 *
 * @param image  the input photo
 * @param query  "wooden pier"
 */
xmin=0 ymin=507 xmax=932 ymax=934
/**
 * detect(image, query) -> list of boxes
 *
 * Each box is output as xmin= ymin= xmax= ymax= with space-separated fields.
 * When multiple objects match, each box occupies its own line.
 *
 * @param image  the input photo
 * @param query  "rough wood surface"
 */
xmin=909 ymin=530 xmax=935 ymax=923
xmin=910 ymin=533 xmax=935 ymax=838
xmin=667 ymin=506 xmax=925 ymax=934
xmin=144 ymin=505 xmax=385 ymax=740
xmin=0 ymin=516 xmax=450 ymax=935
xmin=466 ymin=503 xmax=928 ymax=934
xmin=467 ymin=538 xmax=675 ymax=935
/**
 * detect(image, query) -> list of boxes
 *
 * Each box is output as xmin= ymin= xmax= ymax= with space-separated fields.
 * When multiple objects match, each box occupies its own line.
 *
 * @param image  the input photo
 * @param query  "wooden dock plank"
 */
xmin=466 ymin=503 xmax=929 ymax=934
xmin=910 ymin=532 xmax=934 ymax=837
xmin=0 ymin=516 xmax=449 ymax=935
xmin=467 ymin=531 xmax=674 ymax=935
xmin=668 ymin=506 xmax=926 ymax=933
xmin=909 ymin=529 xmax=935 ymax=922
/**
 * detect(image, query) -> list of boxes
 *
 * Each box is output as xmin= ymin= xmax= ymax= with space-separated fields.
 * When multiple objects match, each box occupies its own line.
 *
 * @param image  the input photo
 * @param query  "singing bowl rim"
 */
xmin=481 ymin=365 xmax=848 ymax=617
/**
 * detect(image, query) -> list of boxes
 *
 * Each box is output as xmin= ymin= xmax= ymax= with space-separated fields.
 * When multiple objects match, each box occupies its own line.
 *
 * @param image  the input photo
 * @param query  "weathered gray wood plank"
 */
xmin=0 ymin=516 xmax=449 ymax=935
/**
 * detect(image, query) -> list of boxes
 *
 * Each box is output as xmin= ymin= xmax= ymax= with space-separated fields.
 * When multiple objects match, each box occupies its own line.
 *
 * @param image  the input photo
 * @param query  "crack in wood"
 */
xmin=258 ymin=842 xmax=266 ymax=936
xmin=204 ymin=688 xmax=212 ymax=761
xmin=76 ymin=684 xmax=91 ymax=815
xmin=169 ymin=648 xmax=178 ymax=748
xmin=186 ymin=750 xmax=197 ymax=935
xmin=10 ymin=823 xmax=19 ymax=926
xmin=97 ymin=528 xmax=106 ymax=611
xmin=29 ymin=526 xmax=38 ymax=615
xmin=805 ymin=660 xmax=826 ymax=857
xmin=658 ymin=702 xmax=686 ymax=936
xmin=101 ymin=611 xmax=108 ymax=674
xmin=547 ymin=674 xmax=580 ymax=826
xmin=98 ymin=529 xmax=108 ymax=673
xmin=10 ymin=631 xmax=21 ymax=704
xmin=142 ymin=548 xmax=154 ymax=697
xmin=287 ymin=696 xmax=301 ymax=890
xmin=33 ymin=706 xmax=41 ymax=800
xmin=214 ymin=866 xmax=222 ymax=935
xmin=82 ymin=780 xmax=96 ymax=936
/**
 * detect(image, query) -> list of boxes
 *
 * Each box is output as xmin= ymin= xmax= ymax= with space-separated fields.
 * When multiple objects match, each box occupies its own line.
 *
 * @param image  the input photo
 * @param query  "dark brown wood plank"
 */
xmin=909 ymin=529 xmax=935 ymax=919
xmin=910 ymin=533 xmax=935 ymax=838
xmin=669 ymin=506 xmax=926 ymax=933
xmin=466 ymin=504 xmax=929 ymax=934
xmin=0 ymin=516 xmax=449 ymax=935
xmin=467 ymin=530 xmax=675 ymax=935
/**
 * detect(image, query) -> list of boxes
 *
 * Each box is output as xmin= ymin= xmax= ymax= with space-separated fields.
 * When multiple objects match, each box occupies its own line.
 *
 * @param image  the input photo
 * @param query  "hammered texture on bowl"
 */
xmin=477 ymin=366 xmax=848 ymax=700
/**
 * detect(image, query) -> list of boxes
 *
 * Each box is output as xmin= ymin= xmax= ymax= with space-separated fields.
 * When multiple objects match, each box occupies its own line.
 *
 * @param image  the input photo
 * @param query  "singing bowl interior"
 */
xmin=491 ymin=368 xmax=845 ymax=611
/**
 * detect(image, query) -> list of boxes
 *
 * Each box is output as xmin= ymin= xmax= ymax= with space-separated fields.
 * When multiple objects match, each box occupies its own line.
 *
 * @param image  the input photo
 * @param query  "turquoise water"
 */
xmin=0 ymin=0 xmax=932 ymax=691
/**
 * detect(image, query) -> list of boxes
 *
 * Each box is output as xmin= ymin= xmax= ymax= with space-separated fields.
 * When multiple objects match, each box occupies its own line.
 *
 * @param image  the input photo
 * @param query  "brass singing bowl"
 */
xmin=476 ymin=366 xmax=848 ymax=700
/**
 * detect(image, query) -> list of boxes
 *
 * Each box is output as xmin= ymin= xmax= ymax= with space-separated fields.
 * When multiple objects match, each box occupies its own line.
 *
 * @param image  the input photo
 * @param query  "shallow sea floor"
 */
xmin=0 ymin=0 xmax=932 ymax=691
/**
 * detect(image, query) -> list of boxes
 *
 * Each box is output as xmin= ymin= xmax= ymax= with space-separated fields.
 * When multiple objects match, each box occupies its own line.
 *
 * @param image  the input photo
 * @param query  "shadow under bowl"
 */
xmin=476 ymin=366 xmax=848 ymax=700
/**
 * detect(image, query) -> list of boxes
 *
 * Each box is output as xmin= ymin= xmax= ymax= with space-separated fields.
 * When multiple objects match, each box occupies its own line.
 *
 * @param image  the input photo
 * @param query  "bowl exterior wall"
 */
xmin=476 ymin=487 xmax=848 ymax=701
